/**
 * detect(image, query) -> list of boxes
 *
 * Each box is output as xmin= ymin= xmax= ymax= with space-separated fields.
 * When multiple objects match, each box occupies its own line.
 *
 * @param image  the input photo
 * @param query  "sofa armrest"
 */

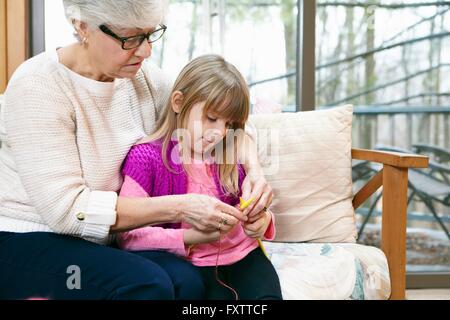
xmin=351 ymin=148 xmax=429 ymax=300
xmin=352 ymin=148 xmax=429 ymax=168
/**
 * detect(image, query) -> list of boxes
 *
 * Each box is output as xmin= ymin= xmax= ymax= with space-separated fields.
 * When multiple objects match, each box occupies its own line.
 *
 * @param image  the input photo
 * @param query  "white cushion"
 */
xmin=249 ymin=105 xmax=357 ymax=242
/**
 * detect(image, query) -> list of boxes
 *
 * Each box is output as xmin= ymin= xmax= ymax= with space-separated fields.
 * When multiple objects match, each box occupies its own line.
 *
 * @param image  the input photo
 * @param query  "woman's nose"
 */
xmin=135 ymin=40 xmax=152 ymax=59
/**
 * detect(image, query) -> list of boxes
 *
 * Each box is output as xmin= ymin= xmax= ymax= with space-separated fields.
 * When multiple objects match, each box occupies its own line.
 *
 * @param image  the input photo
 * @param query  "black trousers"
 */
xmin=197 ymin=247 xmax=283 ymax=300
xmin=0 ymin=231 xmax=205 ymax=300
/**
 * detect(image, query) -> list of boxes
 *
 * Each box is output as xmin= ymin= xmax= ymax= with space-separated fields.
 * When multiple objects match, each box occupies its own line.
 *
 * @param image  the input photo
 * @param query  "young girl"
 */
xmin=117 ymin=54 xmax=282 ymax=300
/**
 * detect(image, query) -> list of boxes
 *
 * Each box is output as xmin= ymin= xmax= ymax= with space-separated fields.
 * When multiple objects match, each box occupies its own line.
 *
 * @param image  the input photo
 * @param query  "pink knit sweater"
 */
xmin=118 ymin=159 xmax=275 ymax=266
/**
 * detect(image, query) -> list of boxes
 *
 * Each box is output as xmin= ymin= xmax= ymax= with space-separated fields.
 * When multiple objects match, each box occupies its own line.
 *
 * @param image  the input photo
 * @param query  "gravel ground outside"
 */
xmin=357 ymin=223 xmax=450 ymax=272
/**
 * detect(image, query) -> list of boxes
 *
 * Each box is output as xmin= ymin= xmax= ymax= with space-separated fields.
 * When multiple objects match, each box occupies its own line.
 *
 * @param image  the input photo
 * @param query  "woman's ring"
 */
xmin=220 ymin=217 xmax=228 ymax=226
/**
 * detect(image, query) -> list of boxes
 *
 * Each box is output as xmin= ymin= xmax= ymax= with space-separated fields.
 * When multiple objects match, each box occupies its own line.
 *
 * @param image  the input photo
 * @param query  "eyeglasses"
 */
xmin=99 ymin=24 xmax=167 ymax=50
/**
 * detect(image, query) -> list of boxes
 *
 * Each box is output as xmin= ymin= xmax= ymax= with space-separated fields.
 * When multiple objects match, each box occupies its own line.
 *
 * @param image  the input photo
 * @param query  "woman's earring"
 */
xmin=82 ymin=37 xmax=88 ymax=45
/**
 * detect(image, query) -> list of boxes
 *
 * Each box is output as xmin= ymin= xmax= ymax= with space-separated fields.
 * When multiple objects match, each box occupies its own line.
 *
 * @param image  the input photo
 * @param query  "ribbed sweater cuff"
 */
xmin=80 ymin=191 xmax=117 ymax=242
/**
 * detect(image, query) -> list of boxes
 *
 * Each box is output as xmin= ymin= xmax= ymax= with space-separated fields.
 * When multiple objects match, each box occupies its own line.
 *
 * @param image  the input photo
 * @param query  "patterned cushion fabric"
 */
xmin=263 ymin=242 xmax=391 ymax=300
xmin=249 ymin=105 xmax=357 ymax=242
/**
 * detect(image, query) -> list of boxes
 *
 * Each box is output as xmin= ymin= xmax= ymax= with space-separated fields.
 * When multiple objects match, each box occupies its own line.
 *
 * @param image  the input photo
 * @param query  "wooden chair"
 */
xmin=361 ymin=145 xmax=450 ymax=240
xmin=412 ymin=144 xmax=450 ymax=184
xmin=351 ymin=148 xmax=429 ymax=300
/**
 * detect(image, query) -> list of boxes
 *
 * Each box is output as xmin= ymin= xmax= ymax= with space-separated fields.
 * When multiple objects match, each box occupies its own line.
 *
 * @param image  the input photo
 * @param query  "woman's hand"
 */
xmin=241 ymin=169 xmax=274 ymax=219
xmin=239 ymin=133 xmax=274 ymax=219
xmin=243 ymin=209 xmax=272 ymax=239
xmin=176 ymin=194 xmax=247 ymax=232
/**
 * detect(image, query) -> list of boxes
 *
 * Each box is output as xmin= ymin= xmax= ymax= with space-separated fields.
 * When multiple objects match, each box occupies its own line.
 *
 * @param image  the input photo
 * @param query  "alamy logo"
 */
xmin=66 ymin=265 xmax=81 ymax=290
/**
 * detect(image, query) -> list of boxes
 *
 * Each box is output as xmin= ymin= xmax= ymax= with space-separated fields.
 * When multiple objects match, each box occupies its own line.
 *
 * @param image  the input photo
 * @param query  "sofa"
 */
xmin=0 ymin=96 xmax=429 ymax=299
xmin=249 ymin=105 xmax=428 ymax=300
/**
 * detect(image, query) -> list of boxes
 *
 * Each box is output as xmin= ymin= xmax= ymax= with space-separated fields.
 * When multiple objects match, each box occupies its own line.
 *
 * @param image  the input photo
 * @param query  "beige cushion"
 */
xmin=249 ymin=105 xmax=357 ymax=243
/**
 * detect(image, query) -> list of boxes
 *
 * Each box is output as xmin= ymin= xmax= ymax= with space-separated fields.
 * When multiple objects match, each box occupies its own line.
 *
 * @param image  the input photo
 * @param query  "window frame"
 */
xmin=30 ymin=0 xmax=45 ymax=56
xmin=296 ymin=0 xmax=316 ymax=111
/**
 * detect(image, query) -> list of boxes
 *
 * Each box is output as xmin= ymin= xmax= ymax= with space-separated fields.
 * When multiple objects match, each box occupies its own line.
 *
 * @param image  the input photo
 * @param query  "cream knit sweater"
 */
xmin=0 ymin=50 xmax=172 ymax=244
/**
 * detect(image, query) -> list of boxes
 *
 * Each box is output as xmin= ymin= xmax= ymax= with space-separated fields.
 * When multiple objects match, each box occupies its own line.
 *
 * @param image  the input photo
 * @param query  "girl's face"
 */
xmin=185 ymin=101 xmax=232 ymax=158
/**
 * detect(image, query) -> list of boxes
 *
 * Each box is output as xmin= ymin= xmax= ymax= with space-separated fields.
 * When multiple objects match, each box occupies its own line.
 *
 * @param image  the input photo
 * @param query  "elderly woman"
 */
xmin=0 ymin=0 xmax=273 ymax=300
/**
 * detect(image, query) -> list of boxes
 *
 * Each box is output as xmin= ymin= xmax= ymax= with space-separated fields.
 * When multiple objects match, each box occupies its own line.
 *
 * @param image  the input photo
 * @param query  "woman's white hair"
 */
xmin=63 ymin=0 xmax=167 ymax=30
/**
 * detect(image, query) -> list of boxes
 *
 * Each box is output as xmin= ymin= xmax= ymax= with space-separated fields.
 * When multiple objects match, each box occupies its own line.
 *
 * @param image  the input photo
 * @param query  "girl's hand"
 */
xmin=241 ymin=170 xmax=274 ymax=219
xmin=177 ymin=194 xmax=247 ymax=232
xmin=243 ymin=210 xmax=272 ymax=239
xmin=183 ymin=228 xmax=222 ymax=245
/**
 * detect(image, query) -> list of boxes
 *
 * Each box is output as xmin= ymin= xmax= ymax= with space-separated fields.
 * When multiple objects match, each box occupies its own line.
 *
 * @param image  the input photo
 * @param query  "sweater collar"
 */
xmin=49 ymin=48 xmax=118 ymax=96
xmin=167 ymin=138 xmax=243 ymax=206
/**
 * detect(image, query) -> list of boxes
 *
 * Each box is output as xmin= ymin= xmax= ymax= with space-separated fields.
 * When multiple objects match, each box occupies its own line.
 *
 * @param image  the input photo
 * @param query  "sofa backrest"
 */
xmin=249 ymin=105 xmax=357 ymax=243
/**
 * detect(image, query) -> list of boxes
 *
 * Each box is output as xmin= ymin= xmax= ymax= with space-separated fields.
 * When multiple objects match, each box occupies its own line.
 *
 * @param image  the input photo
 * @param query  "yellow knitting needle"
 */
xmin=239 ymin=197 xmax=254 ymax=211
xmin=240 ymin=197 xmax=269 ymax=258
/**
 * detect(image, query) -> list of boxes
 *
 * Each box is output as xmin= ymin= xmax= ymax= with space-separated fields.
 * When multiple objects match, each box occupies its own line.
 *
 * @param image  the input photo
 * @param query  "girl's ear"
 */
xmin=171 ymin=91 xmax=184 ymax=114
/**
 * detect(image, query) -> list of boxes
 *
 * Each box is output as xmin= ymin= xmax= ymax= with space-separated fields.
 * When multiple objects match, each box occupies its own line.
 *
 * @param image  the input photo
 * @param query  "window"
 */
xmin=316 ymin=0 xmax=450 ymax=276
xmin=44 ymin=0 xmax=75 ymax=50
xmin=43 ymin=0 xmax=304 ymax=110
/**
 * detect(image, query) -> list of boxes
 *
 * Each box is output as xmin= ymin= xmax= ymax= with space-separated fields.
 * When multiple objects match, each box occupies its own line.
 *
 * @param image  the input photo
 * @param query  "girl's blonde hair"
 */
xmin=150 ymin=54 xmax=250 ymax=196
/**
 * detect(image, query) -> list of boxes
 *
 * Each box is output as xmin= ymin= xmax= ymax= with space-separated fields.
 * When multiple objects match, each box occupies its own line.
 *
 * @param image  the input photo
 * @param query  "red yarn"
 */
xmin=214 ymin=231 xmax=239 ymax=300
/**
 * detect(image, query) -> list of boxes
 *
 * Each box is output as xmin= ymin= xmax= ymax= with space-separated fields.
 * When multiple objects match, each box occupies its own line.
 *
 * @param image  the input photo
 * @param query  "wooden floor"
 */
xmin=406 ymin=289 xmax=450 ymax=300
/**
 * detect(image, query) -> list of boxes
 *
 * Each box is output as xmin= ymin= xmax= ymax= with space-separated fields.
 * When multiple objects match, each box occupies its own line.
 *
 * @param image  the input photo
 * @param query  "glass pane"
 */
xmin=153 ymin=0 xmax=297 ymax=109
xmin=44 ymin=0 xmax=76 ymax=50
xmin=44 ymin=0 xmax=297 ymax=109
xmin=225 ymin=0 xmax=297 ymax=108
xmin=316 ymin=0 xmax=450 ymax=273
